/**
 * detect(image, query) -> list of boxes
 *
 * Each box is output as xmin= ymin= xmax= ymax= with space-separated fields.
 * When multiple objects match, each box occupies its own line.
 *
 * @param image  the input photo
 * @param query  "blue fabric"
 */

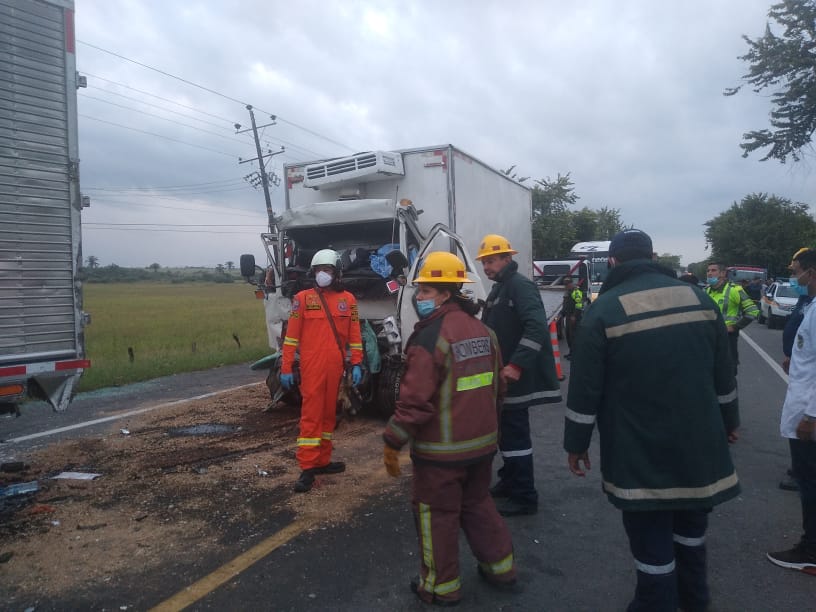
xmin=280 ymin=373 xmax=294 ymax=390
xmin=351 ymin=365 xmax=362 ymax=386
xmin=496 ymin=408 xmax=538 ymax=505
xmin=790 ymin=438 xmax=816 ymax=551
xmin=369 ymin=243 xmax=400 ymax=278
xmin=783 ymin=295 xmax=813 ymax=357
xmin=622 ymin=509 xmax=709 ymax=612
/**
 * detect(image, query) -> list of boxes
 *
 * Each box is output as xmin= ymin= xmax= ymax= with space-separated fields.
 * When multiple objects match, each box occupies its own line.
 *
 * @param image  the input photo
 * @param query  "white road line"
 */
xmin=741 ymin=330 xmax=789 ymax=385
xmin=4 ymin=382 xmax=263 ymax=444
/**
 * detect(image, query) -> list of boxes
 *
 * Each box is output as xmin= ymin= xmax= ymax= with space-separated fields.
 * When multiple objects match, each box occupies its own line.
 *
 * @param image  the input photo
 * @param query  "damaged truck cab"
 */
xmin=242 ymin=145 xmax=531 ymax=416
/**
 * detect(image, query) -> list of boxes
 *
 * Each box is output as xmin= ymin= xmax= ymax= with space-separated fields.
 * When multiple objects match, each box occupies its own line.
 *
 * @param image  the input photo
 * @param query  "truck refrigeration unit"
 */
xmin=241 ymin=145 xmax=532 ymax=416
xmin=0 ymin=0 xmax=90 ymax=416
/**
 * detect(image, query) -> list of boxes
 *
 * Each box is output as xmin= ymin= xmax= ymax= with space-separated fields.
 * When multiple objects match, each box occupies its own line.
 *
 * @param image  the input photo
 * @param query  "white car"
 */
xmin=759 ymin=282 xmax=798 ymax=329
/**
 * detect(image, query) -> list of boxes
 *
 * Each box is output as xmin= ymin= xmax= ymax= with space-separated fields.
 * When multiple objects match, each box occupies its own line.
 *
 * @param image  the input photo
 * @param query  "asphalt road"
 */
xmin=2 ymin=321 xmax=812 ymax=611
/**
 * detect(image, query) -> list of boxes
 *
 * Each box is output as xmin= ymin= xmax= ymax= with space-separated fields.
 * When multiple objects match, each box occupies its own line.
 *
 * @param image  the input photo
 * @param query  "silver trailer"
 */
xmin=0 ymin=0 xmax=90 ymax=415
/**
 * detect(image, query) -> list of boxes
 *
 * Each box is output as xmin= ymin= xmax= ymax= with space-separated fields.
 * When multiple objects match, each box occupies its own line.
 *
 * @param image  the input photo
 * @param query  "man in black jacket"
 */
xmin=477 ymin=234 xmax=562 ymax=517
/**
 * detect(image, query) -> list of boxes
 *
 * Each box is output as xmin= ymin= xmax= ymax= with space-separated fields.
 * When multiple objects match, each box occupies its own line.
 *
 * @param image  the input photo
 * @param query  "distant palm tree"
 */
xmin=225 ymin=261 xmax=235 ymax=271
xmin=149 ymin=263 xmax=161 ymax=273
xmin=86 ymin=255 xmax=99 ymax=269
xmin=216 ymin=263 xmax=225 ymax=273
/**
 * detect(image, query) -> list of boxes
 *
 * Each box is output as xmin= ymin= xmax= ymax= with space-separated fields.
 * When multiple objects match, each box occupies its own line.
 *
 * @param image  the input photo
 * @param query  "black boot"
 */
xmin=293 ymin=470 xmax=315 ymax=493
xmin=313 ymin=461 xmax=346 ymax=475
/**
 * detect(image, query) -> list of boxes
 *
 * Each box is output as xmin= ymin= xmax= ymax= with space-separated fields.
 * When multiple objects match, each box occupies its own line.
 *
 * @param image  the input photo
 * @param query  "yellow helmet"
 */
xmin=475 ymin=234 xmax=518 ymax=260
xmin=415 ymin=252 xmax=474 ymax=284
xmin=791 ymin=247 xmax=812 ymax=268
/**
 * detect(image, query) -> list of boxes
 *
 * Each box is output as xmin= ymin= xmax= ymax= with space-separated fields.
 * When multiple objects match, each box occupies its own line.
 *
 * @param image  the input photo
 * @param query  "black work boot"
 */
xmin=496 ymin=498 xmax=538 ymax=517
xmin=293 ymin=470 xmax=315 ymax=493
xmin=489 ymin=482 xmax=510 ymax=499
xmin=410 ymin=576 xmax=460 ymax=607
xmin=313 ymin=461 xmax=346 ymax=475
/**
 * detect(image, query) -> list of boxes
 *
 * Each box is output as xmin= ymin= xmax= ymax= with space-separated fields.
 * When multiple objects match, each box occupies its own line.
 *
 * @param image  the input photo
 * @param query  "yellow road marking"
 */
xmin=149 ymin=516 xmax=320 ymax=612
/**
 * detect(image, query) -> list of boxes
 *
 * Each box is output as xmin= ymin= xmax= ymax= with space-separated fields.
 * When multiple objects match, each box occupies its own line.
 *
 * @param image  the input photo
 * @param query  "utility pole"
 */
xmin=236 ymin=105 xmax=284 ymax=230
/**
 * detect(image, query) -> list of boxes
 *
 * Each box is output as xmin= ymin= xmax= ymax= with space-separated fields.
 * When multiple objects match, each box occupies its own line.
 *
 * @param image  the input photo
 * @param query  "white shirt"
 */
xmin=781 ymin=299 xmax=816 ymax=438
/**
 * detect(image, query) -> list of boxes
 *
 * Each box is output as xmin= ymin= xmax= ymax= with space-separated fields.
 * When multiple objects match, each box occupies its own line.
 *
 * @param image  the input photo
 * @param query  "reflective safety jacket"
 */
xmin=280 ymin=287 xmax=363 ymax=374
xmin=383 ymin=302 xmax=505 ymax=465
xmin=482 ymin=260 xmax=562 ymax=410
xmin=565 ymin=260 xmax=740 ymax=512
xmin=705 ymin=281 xmax=758 ymax=330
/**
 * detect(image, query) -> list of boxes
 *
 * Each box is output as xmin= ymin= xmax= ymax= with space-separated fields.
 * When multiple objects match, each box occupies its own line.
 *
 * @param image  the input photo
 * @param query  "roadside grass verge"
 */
xmin=79 ymin=282 xmax=271 ymax=391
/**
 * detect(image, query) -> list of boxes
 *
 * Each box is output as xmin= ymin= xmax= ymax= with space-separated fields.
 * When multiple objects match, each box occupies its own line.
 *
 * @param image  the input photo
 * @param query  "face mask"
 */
xmin=706 ymin=277 xmax=719 ymax=286
xmin=413 ymin=295 xmax=437 ymax=319
xmin=315 ymin=270 xmax=333 ymax=288
xmin=790 ymin=273 xmax=810 ymax=296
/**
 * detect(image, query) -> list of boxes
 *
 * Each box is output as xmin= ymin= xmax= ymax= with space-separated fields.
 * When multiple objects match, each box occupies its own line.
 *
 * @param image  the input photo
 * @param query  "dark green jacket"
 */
xmin=564 ymin=260 xmax=740 ymax=512
xmin=482 ymin=260 xmax=562 ymax=410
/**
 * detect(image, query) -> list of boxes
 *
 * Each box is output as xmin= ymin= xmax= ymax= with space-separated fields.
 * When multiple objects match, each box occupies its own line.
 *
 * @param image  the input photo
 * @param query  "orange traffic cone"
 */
xmin=549 ymin=320 xmax=566 ymax=381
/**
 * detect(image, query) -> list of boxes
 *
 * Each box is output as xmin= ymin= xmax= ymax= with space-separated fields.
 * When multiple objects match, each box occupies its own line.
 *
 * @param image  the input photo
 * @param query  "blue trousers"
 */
xmin=622 ymin=509 xmax=710 ymax=612
xmin=496 ymin=407 xmax=538 ymax=505
xmin=790 ymin=438 xmax=816 ymax=552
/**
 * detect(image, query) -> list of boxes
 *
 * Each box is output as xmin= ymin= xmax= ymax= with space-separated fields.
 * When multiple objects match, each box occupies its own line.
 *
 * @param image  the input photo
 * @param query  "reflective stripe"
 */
xmin=566 ymin=407 xmax=596 ymax=424
xmin=433 ymin=577 xmax=462 ymax=595
xmin=605 ymin=310 xmax=717 ymax=338
xmin=603 ymin=472 xmax=738 ymax=501
xmin=419 ymin=502 xmax=436 ymax=590
xmin=283 ymin=337 xmax=299 ymax=347
xmin=349 ymin=343 xmax=363 ymax=349
xmin=413 ymin=431 xmax=497 ymax=454
xmin=321 ymin=432 xmax=332 ymax=440
xmin=387 ymin=418 xmax=410 ymax=443
xmin=718 ymin=389 xmax=737 ymax=403
xmin=635 ymin=559 xmax=675 ymax=575
xmin=480 ymin=552 xmax=514 ymax=576
xmin=501 ymin=448 xmax=532 ymax=458
xmin=519 ymin=337 xmax=542 ymax=351
xmin=618 ymin=286 xmax=699 ymax=316
xmin=297 ymin=437 xmax=321 ymax=447
xmin=673 ymin=533 xmax=706 ymax=547
xmin=456 ymin=371 xmax=494 ymax=391
xmin=436 ymin=337 xmax=453 ymax=443
xmin=504 ymin=390 xmax=561 ymax=404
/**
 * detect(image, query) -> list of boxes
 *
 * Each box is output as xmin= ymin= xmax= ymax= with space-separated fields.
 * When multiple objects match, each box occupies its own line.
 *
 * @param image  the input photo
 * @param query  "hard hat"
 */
xmin=415 ymin=252 xmax=474 ymax=284
xmin=475 ymin=234 xmax=518 ymax=260
xmin=310 ymin=248 xmax=340 ymax=269
xmin=790 ymin=247 xmax=812 ymax=268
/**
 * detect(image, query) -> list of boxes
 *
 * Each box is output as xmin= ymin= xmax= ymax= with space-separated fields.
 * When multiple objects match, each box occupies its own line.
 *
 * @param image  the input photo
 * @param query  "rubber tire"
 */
xmin=768 ymin=314 xmax=779 ymax=330
xmin=757 ymin=308 xmax=766 ymax=325
xmin=377 ymin=360 xmax=402 ymax=419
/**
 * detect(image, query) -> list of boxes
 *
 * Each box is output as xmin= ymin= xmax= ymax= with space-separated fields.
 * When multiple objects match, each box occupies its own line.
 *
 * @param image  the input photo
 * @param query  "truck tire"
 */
xmin=377 ymin=358 xmax=403 ymax=418
xmin=757 ymin=308 xmax=766 ymax=324
xmin=768 ymin=314 xmax=779 ymax=329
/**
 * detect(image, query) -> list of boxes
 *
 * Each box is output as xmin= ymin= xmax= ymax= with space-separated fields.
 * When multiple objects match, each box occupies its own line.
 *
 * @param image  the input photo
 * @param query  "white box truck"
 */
xmin=0 ymin=0 xmax=90 ymax=416
xmin=241 ymin=144 xmax=531 ymax=415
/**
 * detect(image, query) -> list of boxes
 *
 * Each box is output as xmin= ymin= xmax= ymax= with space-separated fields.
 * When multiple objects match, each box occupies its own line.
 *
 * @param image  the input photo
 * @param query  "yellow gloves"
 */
xmin=383 ymin=445 xmax=401 ymax=477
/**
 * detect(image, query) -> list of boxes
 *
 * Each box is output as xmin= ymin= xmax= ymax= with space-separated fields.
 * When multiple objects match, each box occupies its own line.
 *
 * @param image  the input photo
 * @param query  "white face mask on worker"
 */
xmin=315 ymin=271 xmax=333 ymax=288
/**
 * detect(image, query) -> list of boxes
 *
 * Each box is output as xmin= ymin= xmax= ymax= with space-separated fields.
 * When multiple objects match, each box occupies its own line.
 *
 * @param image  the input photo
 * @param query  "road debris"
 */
xmin=52 ymin=472 xmax=101 ymax=480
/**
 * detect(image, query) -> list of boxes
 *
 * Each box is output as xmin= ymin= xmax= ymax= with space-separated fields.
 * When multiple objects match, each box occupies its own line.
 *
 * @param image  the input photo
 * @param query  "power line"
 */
xmin=77 ymin=40 xmax=357 ymax=152
xmin=79 ymin=114 xmax=240 ymax=158
xmin=89 ymin=185 xmax=252 ymax=197
xmin=85 ymin=223 xmax=260 ymax=227
xmin=90 ymin=197 xmax=269 ymax=219
xmin=85 ymin=177 xmax=244 ymax=191
xmin=80 ymin=93 xmax=253 ymax=145
xmin=83 ymin=227 xmax=259 ymax=235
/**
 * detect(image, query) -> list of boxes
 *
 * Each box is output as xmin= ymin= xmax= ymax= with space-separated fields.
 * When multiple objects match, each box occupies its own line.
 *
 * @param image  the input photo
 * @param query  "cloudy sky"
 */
xmin=73 ymin=0 xmax=815 ymax=269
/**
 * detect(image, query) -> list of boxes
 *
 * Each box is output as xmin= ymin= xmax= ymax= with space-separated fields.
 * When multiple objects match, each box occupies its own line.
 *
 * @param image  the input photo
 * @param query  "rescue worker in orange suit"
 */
xmin=383 ymin=252 xmax=517 ymax=607
xmin=280 ymin=249 xmax=363 ymax=493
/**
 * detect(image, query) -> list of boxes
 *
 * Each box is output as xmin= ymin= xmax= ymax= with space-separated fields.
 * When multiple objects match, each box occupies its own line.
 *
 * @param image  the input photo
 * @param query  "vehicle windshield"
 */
xmin=776 ymin=285 xmax=799 ymax=299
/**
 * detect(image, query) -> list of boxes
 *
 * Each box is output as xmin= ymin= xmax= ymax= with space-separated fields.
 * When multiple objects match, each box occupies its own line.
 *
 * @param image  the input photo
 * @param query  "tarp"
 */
xmin=280 ymin=199 xmax=396 ymax=229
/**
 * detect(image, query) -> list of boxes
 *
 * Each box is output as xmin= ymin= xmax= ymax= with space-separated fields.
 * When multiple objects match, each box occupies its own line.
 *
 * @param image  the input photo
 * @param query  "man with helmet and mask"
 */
xmin=383 ymin=251 xmax=517 ymax=607
xmin=281 ymin=248 xmax=363 ymax=493
xmin=477 ymin=234 xmax=562 ymax=517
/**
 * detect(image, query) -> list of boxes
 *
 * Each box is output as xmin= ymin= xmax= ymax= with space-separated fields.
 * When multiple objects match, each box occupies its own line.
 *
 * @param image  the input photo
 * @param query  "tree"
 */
xmin=225 ymin=261 xmax=235 ymax=271
xmin=215 ymin=263 xmax=225 ymax=274
xmin=594 ymin=206 xmax=626 ymax=239
xmin=86 ymin=255 xmax=99 ymax=269
xmin=531 ymin=173 xmax=579 ymax=259
xmin=704 ymin=193 xmax=816 ymax=275
xmin=148 ymin=263 xmax=161 ymax=273
xmin=656 ymin=253 xmax=682 ymax=271
xmin=724 ymin=1 xmax=816 ymax=162
xmin=500 ymin=165 xmax=530 ymax=184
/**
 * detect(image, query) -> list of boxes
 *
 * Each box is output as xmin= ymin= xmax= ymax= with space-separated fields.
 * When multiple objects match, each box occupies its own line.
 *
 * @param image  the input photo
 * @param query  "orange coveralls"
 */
xmin=281 ymin=287 xmax=363 ymax=470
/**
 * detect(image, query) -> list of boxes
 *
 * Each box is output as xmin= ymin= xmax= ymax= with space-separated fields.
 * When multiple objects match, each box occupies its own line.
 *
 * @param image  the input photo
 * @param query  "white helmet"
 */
xmin=310 ymin=249 xmax=340 ymax=269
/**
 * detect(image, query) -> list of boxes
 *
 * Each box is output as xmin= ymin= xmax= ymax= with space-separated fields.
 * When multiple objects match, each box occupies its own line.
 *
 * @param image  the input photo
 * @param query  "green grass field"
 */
xmin=79 ymin=282 xmax=272 ymax=391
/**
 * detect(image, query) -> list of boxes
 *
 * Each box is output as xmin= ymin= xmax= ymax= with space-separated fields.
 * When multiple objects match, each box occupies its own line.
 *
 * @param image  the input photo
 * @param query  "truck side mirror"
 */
xmin=240 ymin=254 xmax=256 ymax=278
xmin=385 ymin=250 xmax=410 ymax=274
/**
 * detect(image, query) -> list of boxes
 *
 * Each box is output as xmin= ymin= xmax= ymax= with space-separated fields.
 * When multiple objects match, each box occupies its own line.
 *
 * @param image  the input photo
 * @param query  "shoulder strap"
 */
xmin=315 ymin=289 xmax=348 ymax=364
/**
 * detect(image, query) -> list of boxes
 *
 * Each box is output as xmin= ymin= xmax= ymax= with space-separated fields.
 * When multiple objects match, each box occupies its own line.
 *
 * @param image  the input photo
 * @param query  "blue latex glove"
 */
xmin=351 ymin=365 xmax=362 ymax=386
xmin=280 ymin=372 xmax=294 ymax=390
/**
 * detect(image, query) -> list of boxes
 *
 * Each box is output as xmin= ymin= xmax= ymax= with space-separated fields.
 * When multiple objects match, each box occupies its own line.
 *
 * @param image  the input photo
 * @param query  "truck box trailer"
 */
xmin=241 ymin=144 xmax=531 ymax=415
xmin=0 ymin=0 xmax=90 ymax=415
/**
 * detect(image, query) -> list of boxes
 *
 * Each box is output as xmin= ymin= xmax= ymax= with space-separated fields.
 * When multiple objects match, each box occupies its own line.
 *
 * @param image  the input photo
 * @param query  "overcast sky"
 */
xmin=73 ymin=0 xmax=816 ymax=269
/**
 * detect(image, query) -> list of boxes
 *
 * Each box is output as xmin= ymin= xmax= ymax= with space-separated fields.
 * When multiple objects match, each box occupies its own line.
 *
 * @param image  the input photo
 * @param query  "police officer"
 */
xmin=562 ymin=277 xmax=584 ymax=360
xmin=705 ymin=262 xmax=759 ymax=376
xmin=565 ymin=229 xmax=740 ymax=612
xmin=383 ymin=252 xmax=516 ymax=606
xmin=280 ymin=249 xmax=363 ymax=493
xmin=477 ymin=234 xmax=562 ymax=517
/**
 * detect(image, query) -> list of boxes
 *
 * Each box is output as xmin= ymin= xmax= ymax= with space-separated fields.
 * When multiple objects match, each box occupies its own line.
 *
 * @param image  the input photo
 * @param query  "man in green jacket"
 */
xmin=564 ymin=229 xmax=740 ymax=612
xmin=478 ymin=234 xmax=562 ymax=517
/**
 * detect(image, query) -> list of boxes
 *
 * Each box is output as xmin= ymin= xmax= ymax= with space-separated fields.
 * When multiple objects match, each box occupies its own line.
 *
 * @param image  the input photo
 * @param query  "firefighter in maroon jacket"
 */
xmin=383 ymin=251 xmax=517 ymax=607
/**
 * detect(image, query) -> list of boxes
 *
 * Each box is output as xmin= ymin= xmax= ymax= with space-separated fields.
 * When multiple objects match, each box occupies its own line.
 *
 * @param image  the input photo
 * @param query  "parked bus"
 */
xmin=569 ymin=241 xmax=611 ymax=290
